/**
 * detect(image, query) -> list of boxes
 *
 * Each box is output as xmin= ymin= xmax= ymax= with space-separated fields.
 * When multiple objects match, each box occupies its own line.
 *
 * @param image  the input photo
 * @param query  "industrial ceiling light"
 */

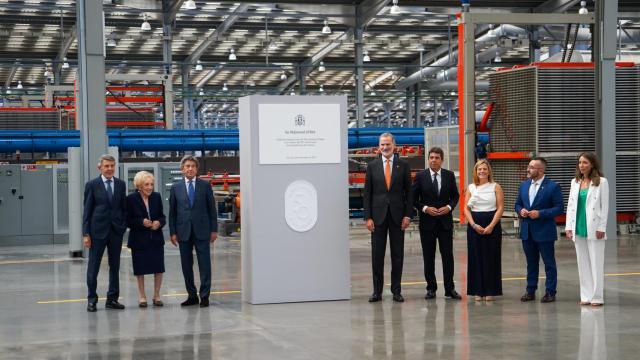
xmin=280 ymin=71 xmax=287 ymax=80
xmin=319 ymin=84 xmax=324 ymax=93
xmin=363 ymin=50 xmax=371 ymax=62
xmin=184 ymin=0 xmax=197 ymax=10
xmin=16 ymin=81 xmax=22 ymax=89
xmin=107 ymin=38 xmax=117 ymax=47
xmin=248 ymin=78 xmax=256 ymax=87
xmin=494 ymin=54 xmax=502 ymax=63
xmin=195 ymin=60 xmax=203 ymax=71
xmin=322 ymin=19 xmax=332 ymax=34
xmin=6 ymin=88 xmax=11 ymax=94
xmin=43 ymin=67 xmax=50 ymax=77
xmin=268 ymin=41 xmax=278 ymax=50
xmin=390 ymin=0 xmax=401 ymax=14
xmin=223 ymin=83 xmax=228 ymax=91
xmin=370 ymin=90 xmax=376 ymax=96
xmin=228 ymin=48 xmax=236 ymax=61
xmin=318 ymin=61 xmax=326 ymax=72
xmin=578 ymin=1 xmax=588 ymax=15
xmin=62 ymin=57 xmax=69 ymax=69
xmin=290 ymin=89 xmax=295 ymax=96
xmin=198 ymin=89 xmax=204 ymax=96
xmin=141 ymin=14 xmax=151 ymax=31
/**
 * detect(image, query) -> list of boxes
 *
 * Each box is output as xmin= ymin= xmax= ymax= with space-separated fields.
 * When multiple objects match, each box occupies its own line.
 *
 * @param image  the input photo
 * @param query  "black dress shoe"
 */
xmin=87 ymin=303 xmax=97 ymax=312
xmin=424 ymin=290 xmax=436 ymax=300
xmin=199 ymin=298 xmax=209 ymax=308
xmin=181 ymin=297 xmax=199 ymax=307
xmin=541 ymin=293 xmax=556 ymax=303
xmin=520 ymin=292 xmax=536 ymax=302
xmin=368 ymin=294 xmax=382 ymax=303
xmin=105 ymin=300 xmax=125 ymax=310
xmin=392 ymin=294 xmax=405 ymax=302
xmin=445 ymin=290 xmax=462 ymax=300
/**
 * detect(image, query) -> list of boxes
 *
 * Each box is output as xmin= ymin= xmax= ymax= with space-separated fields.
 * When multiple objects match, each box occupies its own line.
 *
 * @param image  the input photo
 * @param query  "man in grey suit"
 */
xmin=83 ymin=154 xmax=127 ymax=312
xmin=169 ymin=155 xmax=218 ymax=307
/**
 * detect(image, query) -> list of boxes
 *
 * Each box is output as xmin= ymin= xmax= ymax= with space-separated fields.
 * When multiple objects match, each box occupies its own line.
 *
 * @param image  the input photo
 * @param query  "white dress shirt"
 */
xmin=422 ymin=168 xmax=452 ymax=213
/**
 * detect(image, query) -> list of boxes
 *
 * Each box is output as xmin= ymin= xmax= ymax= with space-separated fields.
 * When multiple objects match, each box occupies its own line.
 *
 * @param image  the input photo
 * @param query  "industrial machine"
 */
xmin=487 ymin=62 xmax=640 ymax=219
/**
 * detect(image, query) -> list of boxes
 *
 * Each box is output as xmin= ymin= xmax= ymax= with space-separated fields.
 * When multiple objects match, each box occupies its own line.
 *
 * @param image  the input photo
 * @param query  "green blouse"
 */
xmin=575 ymin=188 xmax=589 ymax=237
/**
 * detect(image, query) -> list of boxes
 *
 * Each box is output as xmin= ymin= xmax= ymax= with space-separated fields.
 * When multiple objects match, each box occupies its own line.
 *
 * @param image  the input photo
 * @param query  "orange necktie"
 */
xmin=384 ymin=159 xmax=391 ymax=190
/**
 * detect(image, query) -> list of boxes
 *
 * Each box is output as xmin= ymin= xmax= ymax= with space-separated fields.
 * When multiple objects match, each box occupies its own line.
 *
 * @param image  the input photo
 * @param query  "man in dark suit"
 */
xmin=515 ymin=156 xmax=563 ymax=303
xmin=363 ymin=133 xmax=412 ymax=303
xmin=412 ymin=147 xmax=461 ymax=300
xmin=169 ymin=155 xmax=218 ymax=308
xmin=83 ymin=154 xmax=127 ymax=312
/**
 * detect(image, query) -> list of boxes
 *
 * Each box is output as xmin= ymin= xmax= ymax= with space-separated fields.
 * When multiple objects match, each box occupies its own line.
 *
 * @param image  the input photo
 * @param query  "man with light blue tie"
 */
xmin=169 ymin=155 xmax=218 ymax=307
xmin=515 ymin=157 xmax=563 ymax=303
xmin=83 ymin=154 xmax=127 ymax=312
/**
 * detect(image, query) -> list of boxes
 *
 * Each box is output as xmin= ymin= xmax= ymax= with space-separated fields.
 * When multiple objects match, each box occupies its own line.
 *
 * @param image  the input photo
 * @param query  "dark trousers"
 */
xmin=178 ymin=232 xmax=212 ymax=299
xmin=86 ymin=231 xmax=123 ymax=304
xmin=371 ymin=211 xmax=404 ymax=296
xmin=420 ymin=221 xmax=455 ymax=293
xmin=522 ymin=240 xmax=557 ymax=295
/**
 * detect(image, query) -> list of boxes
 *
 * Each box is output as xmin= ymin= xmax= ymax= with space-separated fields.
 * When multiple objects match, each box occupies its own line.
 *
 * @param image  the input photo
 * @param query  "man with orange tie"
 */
xmin=363 ymin=133 xmax=413 ymax=303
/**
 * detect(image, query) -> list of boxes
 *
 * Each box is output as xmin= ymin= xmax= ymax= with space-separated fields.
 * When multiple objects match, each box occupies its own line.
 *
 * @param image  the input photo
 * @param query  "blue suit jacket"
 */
xmin=126 ymin=191 xmax=166 ymax=250
xmin=82 ymin=176 xmax=127 ymax=240
xmin=169 ymin=177 xmax=218 ymax=242
xmin=515 ymin=176 xmax=563 ymax=242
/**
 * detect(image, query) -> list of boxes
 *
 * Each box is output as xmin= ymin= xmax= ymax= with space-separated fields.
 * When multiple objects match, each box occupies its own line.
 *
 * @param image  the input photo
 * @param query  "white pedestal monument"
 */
xmin=239 ymin=95 xmax=351 ymax=304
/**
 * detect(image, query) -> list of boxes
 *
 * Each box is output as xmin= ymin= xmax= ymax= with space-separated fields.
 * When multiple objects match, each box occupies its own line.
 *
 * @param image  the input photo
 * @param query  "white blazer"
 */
xmin=565 ymin=177 xmax=609 ymax=241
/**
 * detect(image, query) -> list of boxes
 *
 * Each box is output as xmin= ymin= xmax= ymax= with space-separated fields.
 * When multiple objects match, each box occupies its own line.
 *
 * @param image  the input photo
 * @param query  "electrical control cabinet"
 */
xmin=159 ymin=163 xmax=181 ymax=213
xmin=0 ymin=164 xmax=55 ymax=245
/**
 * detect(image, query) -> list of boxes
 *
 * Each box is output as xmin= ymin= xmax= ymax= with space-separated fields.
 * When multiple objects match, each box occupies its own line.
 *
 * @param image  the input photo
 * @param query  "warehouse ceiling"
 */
xmin=0 ymin=0 xmax=638 ymax=123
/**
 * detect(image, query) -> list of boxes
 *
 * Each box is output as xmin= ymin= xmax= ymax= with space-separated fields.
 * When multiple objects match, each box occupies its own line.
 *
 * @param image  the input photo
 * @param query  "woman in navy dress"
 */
xmin=126 ymin=171 xmax=166 ymax=307
xmin=463 ymin=160 xmax=504 ymax=301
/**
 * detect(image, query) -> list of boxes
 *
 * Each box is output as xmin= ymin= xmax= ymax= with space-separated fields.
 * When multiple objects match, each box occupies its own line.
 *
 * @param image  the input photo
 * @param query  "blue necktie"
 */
xmin=106 ymin=179 xmax=113 ymax=202
xmin=188 ymin=180 xmax=195 ymax=207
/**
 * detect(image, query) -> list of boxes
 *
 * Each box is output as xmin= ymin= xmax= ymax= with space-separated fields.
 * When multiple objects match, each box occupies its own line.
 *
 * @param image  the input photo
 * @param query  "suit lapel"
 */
xmin=523 ymin=180 xmax=532 ymax=208
xmin=389 ymin=154 xmax=400 ymax=191
xmin=438 ymin=171 xmax=447 ymax=199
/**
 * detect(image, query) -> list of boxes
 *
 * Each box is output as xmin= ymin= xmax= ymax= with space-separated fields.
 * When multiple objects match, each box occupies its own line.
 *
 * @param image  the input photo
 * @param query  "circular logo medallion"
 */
xmin=284 ymin=180 xmax=318 ymax=232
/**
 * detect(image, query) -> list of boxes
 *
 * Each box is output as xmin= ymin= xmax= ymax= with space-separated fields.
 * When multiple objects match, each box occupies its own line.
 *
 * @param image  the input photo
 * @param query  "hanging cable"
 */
xmin=106 ymin=88 xmax=146 ymax=119
xmin=561 ymin=24 xmax=572 ymax=62
xmin=567 ymin=24 xmax=580 ymax=62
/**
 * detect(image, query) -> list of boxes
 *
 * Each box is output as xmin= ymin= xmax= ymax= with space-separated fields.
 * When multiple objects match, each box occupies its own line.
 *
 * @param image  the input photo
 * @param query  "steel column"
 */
xmin=355 ymin=18 xmax=365 ymax=127
xmin=76 ymin=0 xmax=107 ymax=182
xmin=162 ymin=6 xmax=174 ymax=129
xmin=595 ymin=0 xmax=618 ymax=239
xmin=181 ymin=64 xmax=190 ymax=129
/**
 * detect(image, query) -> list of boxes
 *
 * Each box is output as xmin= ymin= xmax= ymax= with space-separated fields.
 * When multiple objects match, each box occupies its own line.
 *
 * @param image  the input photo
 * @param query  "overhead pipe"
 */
xmin=396 ymin=25 xmax=527 ymax=90
xmin=0 ymin=128 xmax=429 ymax=153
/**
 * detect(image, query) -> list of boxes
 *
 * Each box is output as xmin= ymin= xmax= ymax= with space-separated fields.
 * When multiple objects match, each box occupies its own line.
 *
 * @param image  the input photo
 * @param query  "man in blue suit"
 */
xmin=169 ymin=155 xmax=218 ymax=308
xmin=83 ymin=154 xmax=127 ymax=312
xmin=515 ymin=157 xmax=563 ymax=303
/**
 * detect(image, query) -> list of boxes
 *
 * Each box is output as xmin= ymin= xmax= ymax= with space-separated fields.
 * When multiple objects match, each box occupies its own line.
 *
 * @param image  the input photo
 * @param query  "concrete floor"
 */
xmin=0 ymin=226 xmax=639 ymax=359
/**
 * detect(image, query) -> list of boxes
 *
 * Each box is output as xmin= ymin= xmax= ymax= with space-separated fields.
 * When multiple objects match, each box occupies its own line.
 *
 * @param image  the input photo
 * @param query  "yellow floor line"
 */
xmin=0 ymin=258 xmax=80 ymax=265
xmin=39 ymin=271 xmax=640 ymax=304
xmin=37 ymin=290 xmax=241 ymax=304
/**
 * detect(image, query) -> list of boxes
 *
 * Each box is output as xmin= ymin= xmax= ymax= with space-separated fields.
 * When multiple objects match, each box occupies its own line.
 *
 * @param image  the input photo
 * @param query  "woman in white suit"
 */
xmin=565 ymin=152 xmax=609 ymax=306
